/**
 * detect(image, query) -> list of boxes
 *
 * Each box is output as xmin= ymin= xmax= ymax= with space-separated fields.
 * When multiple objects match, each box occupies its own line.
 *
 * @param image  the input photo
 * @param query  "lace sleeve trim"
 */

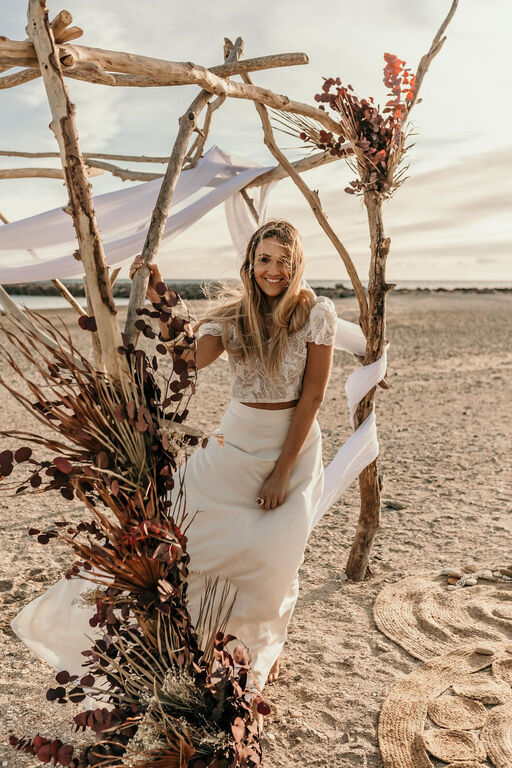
xmin=197 ymin=320 xmax=223 ymax=338
xmin=306 ymin=296 xmax=337 ymax=346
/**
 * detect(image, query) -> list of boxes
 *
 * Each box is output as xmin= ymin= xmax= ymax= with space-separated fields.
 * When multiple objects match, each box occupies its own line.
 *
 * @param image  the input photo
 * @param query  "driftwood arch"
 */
xmin=0 ymin=0 xmax=458 ymax=581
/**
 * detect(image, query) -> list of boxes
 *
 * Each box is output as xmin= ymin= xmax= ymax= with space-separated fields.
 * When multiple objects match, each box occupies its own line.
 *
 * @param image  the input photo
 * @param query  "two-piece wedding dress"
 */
xmin=12 ymin=294 xmax=338 ymax=691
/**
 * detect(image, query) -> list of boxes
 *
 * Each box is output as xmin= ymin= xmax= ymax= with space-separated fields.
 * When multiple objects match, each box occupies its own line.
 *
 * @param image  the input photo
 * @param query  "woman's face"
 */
xmin=252 ymin=237 xmax=292 ymax=301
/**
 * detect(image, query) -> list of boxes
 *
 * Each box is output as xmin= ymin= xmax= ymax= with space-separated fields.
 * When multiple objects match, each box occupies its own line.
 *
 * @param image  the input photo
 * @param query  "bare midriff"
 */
xmin=240 ymin=399 xmax=299 ymax=410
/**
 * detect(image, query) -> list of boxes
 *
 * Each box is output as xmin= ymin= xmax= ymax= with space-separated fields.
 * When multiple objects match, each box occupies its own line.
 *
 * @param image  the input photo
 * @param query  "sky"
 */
xmin=0 ymin=0 xmax=511 ymax=282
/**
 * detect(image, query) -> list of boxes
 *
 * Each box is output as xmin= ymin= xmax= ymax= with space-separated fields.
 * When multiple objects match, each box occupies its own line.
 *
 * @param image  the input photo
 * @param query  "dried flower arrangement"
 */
xmin=273 ymin=52 xmax=417 ymax=199
xmin=1 ymin=282 xmax=269 ymax=767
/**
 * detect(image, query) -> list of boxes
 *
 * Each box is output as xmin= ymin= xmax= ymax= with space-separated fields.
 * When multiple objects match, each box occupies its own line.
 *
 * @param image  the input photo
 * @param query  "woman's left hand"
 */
xmin=257 ymin=468 xmax=290 ymax=510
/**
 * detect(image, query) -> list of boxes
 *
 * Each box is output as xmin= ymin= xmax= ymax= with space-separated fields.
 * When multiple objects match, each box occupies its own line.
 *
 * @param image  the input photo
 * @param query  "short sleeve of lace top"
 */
xmin=306 ymin=295 xmax=337 ymax=345
xmin=197 ymin=321 xmax=223 ymax=338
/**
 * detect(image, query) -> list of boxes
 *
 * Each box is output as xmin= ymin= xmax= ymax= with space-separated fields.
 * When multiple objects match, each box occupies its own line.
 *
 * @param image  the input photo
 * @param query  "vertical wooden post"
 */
xmin=26 ymin=0 xmax=125 ymax=380
xmin=123 ymin=91 xmax=212 ymax=345
xmin=124 ymin=38 xmax=244 ymax=345
xmin=345 ymin=192 xmax=392 ymax=581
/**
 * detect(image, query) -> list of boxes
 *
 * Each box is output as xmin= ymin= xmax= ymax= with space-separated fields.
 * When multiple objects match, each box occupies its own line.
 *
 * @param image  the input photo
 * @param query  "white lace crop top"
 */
xmin=196 ymin=295 xmax=337 ymax=403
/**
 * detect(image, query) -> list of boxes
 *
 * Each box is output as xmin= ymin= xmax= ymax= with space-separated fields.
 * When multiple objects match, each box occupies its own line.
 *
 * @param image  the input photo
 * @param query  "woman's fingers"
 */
xmin=129 ymin=255 xmax=144 ymax=279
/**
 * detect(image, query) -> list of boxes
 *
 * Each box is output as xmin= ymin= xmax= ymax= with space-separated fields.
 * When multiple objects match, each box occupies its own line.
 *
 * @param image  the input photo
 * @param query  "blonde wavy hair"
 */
xmin=192 ymin=219 xmax=316 ymax=377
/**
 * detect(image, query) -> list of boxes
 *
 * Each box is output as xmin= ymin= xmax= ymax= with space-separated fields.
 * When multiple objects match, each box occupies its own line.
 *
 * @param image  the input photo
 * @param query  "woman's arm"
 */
xmin=258 ymin=340 xmax=334 ymax=510
xmin=129 ymin=257 xmax=224 ymax=370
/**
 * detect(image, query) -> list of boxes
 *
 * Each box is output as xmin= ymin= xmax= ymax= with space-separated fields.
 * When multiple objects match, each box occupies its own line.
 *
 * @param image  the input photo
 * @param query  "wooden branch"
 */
xmin=407 ymin=0 xmax=459 ymax=116
xmin=242 ymin=70 xmax=369 ymax=334
xmin=244 ymin=148 xmax=346 ymax=189
xmin=54 ymin=26 xmax=83 ymax=44
xmin=82 ymin=274 xmax=103 ymax=369
xmin=0 ymin=67 xmax=40 ymax=89
xmin=184 ymin=37 xmax=241 ymax=168
xmin=49 ymin=9 xmax=73 ymax=41
xmin=0 ymin=9 xmax=74 ymax=76
xmin=84 ymin=159 xmax=162 ymax=182
xmin=0 ymin=39 xmax=307 ymax=77
xmin=184 ymin=93 xmax=226 ymax=168
xmin=240 ymin=189 xmax=259 ymax=223
xmin=0 ymin=150 xmax=172 ymax=163
xmin=0 ymin=38 xmax=341 ymax=135
xmin=51 ymin=278 xmax=86 ymax=315
xmin=124 ymin=91 xmax=215 ymax=343
xmin=124 ymin=38 xmax=245 ymax=344
xmin=344 ymin=195 xmax=392 ymax=581
xmin=26 ymin=0 xmax=125 ymax=380
xmin=344 ymin=2 xmax=460 ymax=581
xmin=0 ymin=166 xmax=104 ymax=180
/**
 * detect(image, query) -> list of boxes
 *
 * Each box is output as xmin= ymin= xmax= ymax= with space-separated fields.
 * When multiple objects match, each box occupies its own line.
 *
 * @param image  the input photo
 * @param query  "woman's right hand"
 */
xmin=129 ymin=256 xmax=164 ymax=304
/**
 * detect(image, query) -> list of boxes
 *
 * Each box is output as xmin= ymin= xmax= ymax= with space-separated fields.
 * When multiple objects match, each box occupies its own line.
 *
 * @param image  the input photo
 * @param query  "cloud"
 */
xmin=1 ymin=0 xmax=511 ymax=281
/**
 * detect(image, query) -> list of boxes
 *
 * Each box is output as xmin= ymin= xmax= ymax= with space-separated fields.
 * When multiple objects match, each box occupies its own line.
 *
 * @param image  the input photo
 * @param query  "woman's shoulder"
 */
xmin=306 ymin=294 xmax=338 ymax=345
xmin=311 ymin=294 xmax=336 ymax=312
xmin=196 ymin=319 xmax=224 ymax=338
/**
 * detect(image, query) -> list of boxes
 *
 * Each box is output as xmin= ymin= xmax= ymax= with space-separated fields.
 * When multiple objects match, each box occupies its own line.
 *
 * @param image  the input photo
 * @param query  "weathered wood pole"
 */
xmin=26 ymin=0 xmax=125 ymax=380
xmin=124 ymin=38 xmax=244 ymax=344
xmin=344 ymin=192 xmax=392 ymax=580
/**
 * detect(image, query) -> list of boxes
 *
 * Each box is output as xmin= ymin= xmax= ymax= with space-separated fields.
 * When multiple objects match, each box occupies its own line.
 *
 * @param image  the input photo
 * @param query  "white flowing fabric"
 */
xmin=0 ymin=146 xmax=275 ymax=283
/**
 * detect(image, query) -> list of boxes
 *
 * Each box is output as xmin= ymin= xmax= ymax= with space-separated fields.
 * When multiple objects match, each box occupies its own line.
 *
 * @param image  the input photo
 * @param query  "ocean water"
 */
xmin=6 ymin=279 xmax=512 ymax=310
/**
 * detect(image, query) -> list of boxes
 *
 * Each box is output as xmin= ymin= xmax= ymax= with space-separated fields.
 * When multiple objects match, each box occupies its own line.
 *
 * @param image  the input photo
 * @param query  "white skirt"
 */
xmin=12 ymin=400 xmax=324 ymax=691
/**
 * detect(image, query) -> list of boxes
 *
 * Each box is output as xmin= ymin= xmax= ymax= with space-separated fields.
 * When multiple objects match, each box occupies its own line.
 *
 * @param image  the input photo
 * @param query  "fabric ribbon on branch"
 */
xmin=0 ymin=145 xmax=275 ymax=283
xmin=313 ymin=345 xmax=388 ymax=527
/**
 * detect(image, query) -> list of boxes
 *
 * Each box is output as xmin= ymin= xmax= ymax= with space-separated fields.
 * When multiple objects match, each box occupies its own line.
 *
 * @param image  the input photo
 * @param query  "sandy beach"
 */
xmin=1 ymin=291 xmax=511 ymax=768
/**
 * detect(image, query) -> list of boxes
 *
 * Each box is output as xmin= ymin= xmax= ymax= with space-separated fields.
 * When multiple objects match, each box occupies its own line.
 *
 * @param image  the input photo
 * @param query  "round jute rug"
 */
xmin=427 ymin=693 xmax=487 ymax=729
xmin=373 ymin=573 xmax=512 ymax=662
xmin=481 ymin=702 xmax=512 ymax=768
xmin=378 ymin=644 xmax=509 ymax=768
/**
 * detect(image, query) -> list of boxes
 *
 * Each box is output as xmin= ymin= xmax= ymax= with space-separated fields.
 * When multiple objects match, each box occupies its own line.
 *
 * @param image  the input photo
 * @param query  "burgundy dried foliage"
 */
xmin=3 ymin=296 xmax=267 ymax=766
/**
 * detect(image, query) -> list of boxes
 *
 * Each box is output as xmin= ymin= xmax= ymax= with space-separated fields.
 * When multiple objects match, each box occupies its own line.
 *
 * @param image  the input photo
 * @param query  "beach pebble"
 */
xmin=448 ymin=577 xmax=459 ymax=585
xmin=500 ymin=568 xmax=512 ymax=577
xmin=474 ymin=645 xmax=495 ymax=656
xmin=441 ymin=569 xmax=462 ymax=578
xmin=383 ymin=499 xmax=407 ymax=510
xmin=479 ymin=570 xmax=494 ymax=580
xmin=462 ymin=562 xmax=479 ymax=573
xmin=464 ymin=578 xmax=477 ymax=586
xmin=446 ymin=585 xmax=458 ymax=591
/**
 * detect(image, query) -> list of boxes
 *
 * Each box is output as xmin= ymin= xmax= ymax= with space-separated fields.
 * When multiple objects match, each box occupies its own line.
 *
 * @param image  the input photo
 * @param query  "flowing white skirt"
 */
xmin=12 ymin=400 xmax=324 ymax=690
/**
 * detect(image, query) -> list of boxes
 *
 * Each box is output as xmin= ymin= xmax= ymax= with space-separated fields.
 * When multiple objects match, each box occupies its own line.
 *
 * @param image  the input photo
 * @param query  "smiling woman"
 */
xmin=133 ymin=219 xmax=337 ymax=692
